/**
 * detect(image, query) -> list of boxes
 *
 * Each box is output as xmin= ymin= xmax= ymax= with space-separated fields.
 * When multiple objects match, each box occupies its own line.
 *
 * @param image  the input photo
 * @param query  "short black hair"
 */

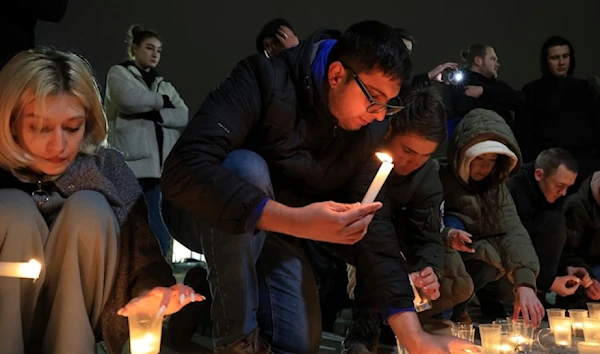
xmin=534 ymin=147 xmax=578 ymax=175
xmin=389 ymin=87 xmax=447 ymax=144
xmin=327 ymin=20 xmax=412 ymax=84
xmin=540 ymin=35 xmax=575 ymax=77
xmin=255 ymin=18 xmax=294 ymax=54
xmin=394 ymin=28 xmax=416 ymax=47
xmin=460 ymin=43 xmax=491 ymax=69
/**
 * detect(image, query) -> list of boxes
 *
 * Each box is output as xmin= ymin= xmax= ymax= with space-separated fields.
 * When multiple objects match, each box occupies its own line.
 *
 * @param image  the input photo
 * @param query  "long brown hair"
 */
xmin=470 ymin=154 xmax=514 ymax=232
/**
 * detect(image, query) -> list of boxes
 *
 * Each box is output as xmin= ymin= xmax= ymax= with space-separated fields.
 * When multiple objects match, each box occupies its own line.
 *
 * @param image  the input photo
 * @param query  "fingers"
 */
xmin=513 ymin=304 xmax=522 ymax=322
xmin=582 ymin=275 xmax=593 ymax=288
xmin=340 ymin=214 xmax=375 ymax=242
xmin=157 ymin=287 xmax=173 ymax=318
xmin=563 ymin=286 xmax=579 ymax=296
xmin=520 ymin=304 xmax=531 ymax=326
xmin=340 ymin=202 xmax=382 ymax=225
xmin=424 ymin=284 xmax=440 ymax=300
xmin=328 ymin=201 xmax=360 ymax=212
xmin=588 ymin=285 xmax=600 ymax=300
xmin=531 ymin=301 xmax=545 ymax=327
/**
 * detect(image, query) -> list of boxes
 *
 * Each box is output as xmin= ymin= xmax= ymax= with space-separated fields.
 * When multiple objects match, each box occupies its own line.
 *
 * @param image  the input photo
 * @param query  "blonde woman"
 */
xmin=105 ymin=25 xmax=189 ymax=255
xmin=0 ymin=48 xmax=201 ymax=354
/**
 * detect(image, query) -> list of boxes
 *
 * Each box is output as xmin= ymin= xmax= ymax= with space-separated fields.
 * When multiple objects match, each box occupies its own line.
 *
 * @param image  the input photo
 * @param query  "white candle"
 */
xmin=130 ymin=333 xmax=160 ymax=354
xmin=407 ymin=274 xmax=423 ymax=306
xmin=0 ymin=259 xmax=42 ymax=279
xmin=362 ymin=152 xmax=394 ymax=204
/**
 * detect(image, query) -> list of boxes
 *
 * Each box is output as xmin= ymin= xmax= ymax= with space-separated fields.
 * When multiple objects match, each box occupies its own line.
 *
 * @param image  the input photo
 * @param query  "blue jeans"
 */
xmin=162 ymin=150 xmax=321 ymax=354
xmin=142 ymin=182 xmax=170 ymax=256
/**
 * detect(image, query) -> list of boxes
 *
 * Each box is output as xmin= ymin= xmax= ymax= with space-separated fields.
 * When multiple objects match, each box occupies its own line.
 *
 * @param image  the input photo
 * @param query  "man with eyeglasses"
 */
xmin=162 ymin=20 xmax=467 ymax=353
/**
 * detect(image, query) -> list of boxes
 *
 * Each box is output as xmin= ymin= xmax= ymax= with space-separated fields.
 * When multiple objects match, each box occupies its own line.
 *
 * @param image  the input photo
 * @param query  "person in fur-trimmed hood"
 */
xmin=438 ymin=108 xmax=543 ymax=326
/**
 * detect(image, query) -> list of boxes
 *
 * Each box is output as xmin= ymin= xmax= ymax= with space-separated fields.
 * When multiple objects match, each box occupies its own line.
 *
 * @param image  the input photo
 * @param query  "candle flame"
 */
xmin=28 ymin=259 xmax=42 ymax=279
xmin=375 ymin=152 xmax=393 ymax=163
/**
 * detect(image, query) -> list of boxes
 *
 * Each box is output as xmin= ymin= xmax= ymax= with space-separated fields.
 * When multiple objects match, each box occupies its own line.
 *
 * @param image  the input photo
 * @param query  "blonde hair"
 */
xmin=0 ymin=48 xmax=107 ymax=173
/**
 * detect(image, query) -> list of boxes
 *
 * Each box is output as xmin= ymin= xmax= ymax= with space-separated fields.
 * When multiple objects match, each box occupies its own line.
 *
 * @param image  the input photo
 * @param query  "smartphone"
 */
xmin=442 ymin=69 xmax=464 ymax=85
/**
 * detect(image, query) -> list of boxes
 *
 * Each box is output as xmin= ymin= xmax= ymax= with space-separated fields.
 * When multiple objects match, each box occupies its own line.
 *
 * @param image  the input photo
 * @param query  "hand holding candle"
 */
xmin=0 ymin=259 xmax=42 ymax=279
xmin=362 ymin=152 xmax=394 ymax=204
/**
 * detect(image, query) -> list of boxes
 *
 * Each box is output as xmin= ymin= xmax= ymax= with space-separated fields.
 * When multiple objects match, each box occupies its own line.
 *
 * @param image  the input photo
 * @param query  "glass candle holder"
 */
xmin=546 ymin=308 xmax=566 ymax=332
xmin=569 ymin=308 xmax=588 ymax=337
xmin=478 ymin=324 xmax=501 ymax=352
xmin=128 ymin=311 xmax=163 ymax=354
xmin=583 ymin=317 xmax=600 ymax=342
xmin=578 ymin=341 xmax=600 ymax=354
xmin=552 ymin=317 xmax=573 ymax=348
xmin=451 ymin=322 xmax=475 ymax=342
xmin=587 ymin=302 xmax=600 ymax=319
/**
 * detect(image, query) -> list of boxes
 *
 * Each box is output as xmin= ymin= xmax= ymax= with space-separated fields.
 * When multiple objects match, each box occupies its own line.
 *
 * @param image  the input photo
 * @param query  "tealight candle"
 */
xmin=552 ymin=318 xmax=573 ymax=348
xmin=578 ymin=341 xmax=600 ymax=354
xmin=128 ymin=312 xmax=163 ymax=354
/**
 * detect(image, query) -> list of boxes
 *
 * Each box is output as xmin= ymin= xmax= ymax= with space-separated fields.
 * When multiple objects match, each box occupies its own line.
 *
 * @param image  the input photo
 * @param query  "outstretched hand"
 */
xmin=118 ymin=284 xmax=205 ymax=319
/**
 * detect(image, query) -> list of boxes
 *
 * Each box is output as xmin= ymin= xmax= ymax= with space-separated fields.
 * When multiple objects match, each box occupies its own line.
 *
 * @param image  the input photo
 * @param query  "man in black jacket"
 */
xmin=342 ymin=87 xmax=449 ymax=354
xmin=507 ymin=148 xmax=592 ymax=300
xmin=443 ymin=43 xmax=522 ymax=129
xmin=162 ymin=21 xmax=464 ymax=353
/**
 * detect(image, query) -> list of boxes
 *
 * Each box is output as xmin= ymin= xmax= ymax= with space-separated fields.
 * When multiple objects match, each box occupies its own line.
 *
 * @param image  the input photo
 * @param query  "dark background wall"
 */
xmin=37 ymin=0 xmax=599 ymax=115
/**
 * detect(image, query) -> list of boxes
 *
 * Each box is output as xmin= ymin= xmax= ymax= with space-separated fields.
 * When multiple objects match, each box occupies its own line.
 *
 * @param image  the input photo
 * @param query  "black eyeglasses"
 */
xmin=341 ymin=63 xmax=404 ymax=116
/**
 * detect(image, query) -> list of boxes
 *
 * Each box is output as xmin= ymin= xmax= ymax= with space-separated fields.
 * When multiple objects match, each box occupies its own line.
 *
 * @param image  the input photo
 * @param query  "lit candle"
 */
xmin=553 ymin=323 xmax=572 ymax=347
xmin=573 ymin=321 xmax=585 ymax=337
xmin=130 ymin=333 xmax=160 ymax=354
xmin=510 ymin=335 xmax=525 ymax=344
xmin=361 ymin=152 xmax=394 ymax=204
xmin=0 ymin=259 xmax=42 ymax=279
xmin=578 ymin=341 xmax=600 ymax=354
xmin=496 ymin=344 xmax=512 ymax=354
xmin=407 ymin=274 xmax=423 ymax=306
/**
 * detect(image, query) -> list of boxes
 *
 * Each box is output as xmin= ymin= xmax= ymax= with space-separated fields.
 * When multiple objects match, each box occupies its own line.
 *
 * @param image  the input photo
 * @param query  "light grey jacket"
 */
xmin=105 ymin=63 xmax=189 ymax=178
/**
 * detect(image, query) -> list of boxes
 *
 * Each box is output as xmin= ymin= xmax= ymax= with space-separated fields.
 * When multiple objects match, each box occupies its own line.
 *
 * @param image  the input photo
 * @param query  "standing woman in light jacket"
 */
xmin=105 ymin=25 xmax=189 ymax=255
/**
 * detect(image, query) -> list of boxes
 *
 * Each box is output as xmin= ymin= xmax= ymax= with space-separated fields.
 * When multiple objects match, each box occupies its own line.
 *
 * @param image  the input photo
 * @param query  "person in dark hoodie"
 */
xmin=394 ymin=28 xmax=458 ymax=90
xmin=516 ymin=36 xmax=600 ymax=191
xmin=1 ymin=1 xmax=70 ymax=68
xmin=161 ymin=20 xmax=473 ymax=354
xmin=255 ymin=18 xmax=300 ymax=58
xmin=560 ymin=171 xmax=600 ymax=307
xmin=343 ymin=88 xmax=475 ymax=354
xmin=507 ymin=148 xmax=592 ymax=301
xmin=442 ymin=44 xmax=523 ymax=130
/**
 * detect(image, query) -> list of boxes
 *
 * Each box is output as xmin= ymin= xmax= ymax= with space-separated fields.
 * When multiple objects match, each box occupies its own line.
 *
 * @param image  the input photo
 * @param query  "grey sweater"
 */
xmin=1 ymin=147 xmax=175 ymax=353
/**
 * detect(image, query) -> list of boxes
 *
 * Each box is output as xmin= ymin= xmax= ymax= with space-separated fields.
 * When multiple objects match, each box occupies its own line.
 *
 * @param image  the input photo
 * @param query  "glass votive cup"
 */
xmin=451 ymin=322 xmax=475 ymax=342
xmin=569 ymin=309 xmax=588 ymax=337
xmin=511 ymin=321 xmax=534 ymax=353
xmin=128 ymin=311 xmax=163 ymax=354
xmin=552 ymin=317 xmax=573 ymax=348
xmin=547 ymin=308 xmax=566 ymax=331
xmin=588 ymin=302 xmax=600 ymax=319
xmin=478 ymin=324 xmax=502 ymax=352
xmin=578 ymin=341 xmax=600 ymax=354
xmin=583 ymin=317 xmax=600 ymax=342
